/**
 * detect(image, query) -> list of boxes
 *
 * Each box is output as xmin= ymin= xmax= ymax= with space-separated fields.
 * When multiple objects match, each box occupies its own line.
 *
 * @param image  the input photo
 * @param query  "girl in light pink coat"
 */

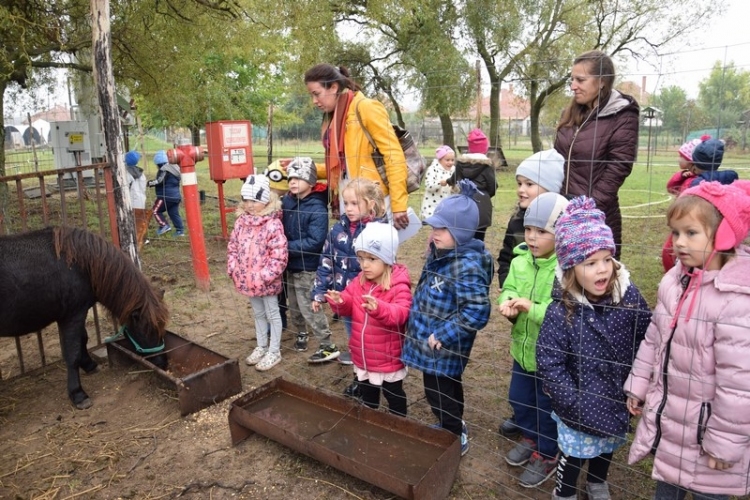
xmin=227 ymin=175 xmax=288 ymax=372
xmin=625 ymin=180 xmax=750 ymax=500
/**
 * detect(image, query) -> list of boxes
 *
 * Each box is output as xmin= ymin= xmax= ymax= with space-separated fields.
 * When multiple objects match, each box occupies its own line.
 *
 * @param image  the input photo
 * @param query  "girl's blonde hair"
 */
xmin=559 ymin=259 xmax=622 ymax=321
xmin=236 ymin=191 xmax=281 ymax=217
xmin=667 ymin=194 xmax=734 ymax=266
xmin=357 ymin=252 xmax=393 ymax=290
xmin=341 ymin=178 xmax=386 ymax=219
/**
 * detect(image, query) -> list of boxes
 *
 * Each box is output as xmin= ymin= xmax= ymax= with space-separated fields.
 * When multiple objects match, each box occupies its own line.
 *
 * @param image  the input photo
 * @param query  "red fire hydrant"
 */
xmin=167 ymin=145 xmax=210 ymax=291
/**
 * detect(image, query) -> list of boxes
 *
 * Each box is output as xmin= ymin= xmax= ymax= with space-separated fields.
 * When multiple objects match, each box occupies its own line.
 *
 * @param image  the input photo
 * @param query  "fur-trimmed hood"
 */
xmin=456 ymin=154 xmax=493 ymax=168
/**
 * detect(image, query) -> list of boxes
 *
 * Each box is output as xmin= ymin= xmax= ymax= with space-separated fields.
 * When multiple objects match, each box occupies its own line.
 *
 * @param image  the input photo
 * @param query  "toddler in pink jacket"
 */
xmin=626 ymin=180 xmax=750 ymax=500
xmin=227 ymin=175 xmax=288 ymax=372
xmin=324 ymin=222 xmax=412 ymax=416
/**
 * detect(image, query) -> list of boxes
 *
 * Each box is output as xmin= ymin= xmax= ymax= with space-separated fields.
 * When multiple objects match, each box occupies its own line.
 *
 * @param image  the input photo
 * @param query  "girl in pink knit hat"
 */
xmin=626 ymin=180 xmax=750 ymax=500
xmin=666 ymin=135 xmax=709 ymax=195
xmin=447 ymin=129 xmax=497 ymax=241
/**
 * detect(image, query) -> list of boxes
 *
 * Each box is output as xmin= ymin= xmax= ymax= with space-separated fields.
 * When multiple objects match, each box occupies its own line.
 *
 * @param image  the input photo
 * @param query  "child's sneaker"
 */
xmin=156 ymin=224 xmax=172 ymax=236
xmin=460 ymin=420 xmax=470 ymax=456
xmin=499 ymin=416 xmax=522 ymax=438
xmin=337 ymin=351 xmax=353 ymax=365
xmin=245 ymin=346 xmax=267 ymax=365
xmin=256 ymin=351 xmax=281 ymax=372
xmin=519 ymin=452 xmax=557 ymax=488
xmin=175 ymin=231 xmax=186 ymax=237
xmin=505 ymin=437 xmax=537 ymax=466
xmin=293 ymin=333 xmax=309 ymax=352
xmin=343 ymin=377 xmax=360 ymax=399
xmin=585 ymin=481 xmax=611 ymax=500
xmin=308 ymin=344 xmax=340 ymax=363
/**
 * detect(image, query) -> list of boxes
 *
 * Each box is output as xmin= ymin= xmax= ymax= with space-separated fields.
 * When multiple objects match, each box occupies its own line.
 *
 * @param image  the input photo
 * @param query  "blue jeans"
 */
xmin=654 ymin=481 xmax=729 ymax=500
xmin=152 ymin=197 xmax=183 ymax=232
xmin=509 ymin=360 xmax=558 ymax=458
xmin=342 ymin=316 xmax=352 ymax=338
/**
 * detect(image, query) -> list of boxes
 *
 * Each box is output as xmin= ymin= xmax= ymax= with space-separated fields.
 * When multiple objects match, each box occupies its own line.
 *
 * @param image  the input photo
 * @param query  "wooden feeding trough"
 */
xmin=228 ymin=377 xmax=461 ymax=500
xmin=107 ymin=330 xmax=242 ymax=416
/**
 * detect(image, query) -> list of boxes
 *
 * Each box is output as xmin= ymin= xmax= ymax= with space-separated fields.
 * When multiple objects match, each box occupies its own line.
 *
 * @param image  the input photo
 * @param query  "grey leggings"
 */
xmin=249 ymin=295 xmax=282 ymax=354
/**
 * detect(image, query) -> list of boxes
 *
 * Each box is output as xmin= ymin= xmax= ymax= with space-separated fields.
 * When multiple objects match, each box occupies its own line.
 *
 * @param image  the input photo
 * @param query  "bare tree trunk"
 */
xmin=267 ymin=103 xmax=273 ymax=166
xmin=476 ymin=41 xmax=501 ymax=147
xmin=91 ymin=0 xmax=139 ymax=266
xmin=0 ymin=79 xmax=8 ymax=230
xmin=188 ymin=124 xmax=199 ymax=146
xmin=529 ymin=80 xmax=543 ymax=153
xmin=530 ymin=77 xmax=568 ymax=154
xmin=439 ymin=113 xmax=455 ymax=150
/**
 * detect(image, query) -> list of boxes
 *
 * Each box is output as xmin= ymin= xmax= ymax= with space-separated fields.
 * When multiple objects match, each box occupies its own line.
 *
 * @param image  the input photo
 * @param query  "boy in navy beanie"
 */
xmin=401 ymin=180 xmax=494 ymax=456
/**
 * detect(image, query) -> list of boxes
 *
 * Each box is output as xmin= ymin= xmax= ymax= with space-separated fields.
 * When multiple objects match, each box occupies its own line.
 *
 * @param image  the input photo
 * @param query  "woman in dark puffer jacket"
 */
xmin=554 ymin=50 xmax=639 ymax=255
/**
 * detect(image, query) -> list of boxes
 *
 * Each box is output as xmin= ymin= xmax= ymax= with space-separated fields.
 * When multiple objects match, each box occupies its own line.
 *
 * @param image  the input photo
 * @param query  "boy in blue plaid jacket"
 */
xmin=401 ymin=180 xmax=493 ymax=456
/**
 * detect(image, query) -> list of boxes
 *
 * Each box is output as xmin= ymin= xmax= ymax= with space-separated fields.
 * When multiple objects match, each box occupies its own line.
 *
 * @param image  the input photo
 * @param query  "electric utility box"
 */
xmin=49 ymin=120 xmax=94 ymax=178
xmin=205 ymin=120 xmax=254 ymax=181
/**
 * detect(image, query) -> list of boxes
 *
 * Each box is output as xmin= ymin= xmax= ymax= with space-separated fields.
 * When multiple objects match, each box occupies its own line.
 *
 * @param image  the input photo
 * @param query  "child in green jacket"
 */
xmin=497 ymin=192 xmax=569 ymax=488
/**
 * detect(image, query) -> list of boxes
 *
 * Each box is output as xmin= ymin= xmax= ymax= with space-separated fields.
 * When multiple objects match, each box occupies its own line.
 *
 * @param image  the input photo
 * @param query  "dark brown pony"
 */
xmin=0 ymin=226 xmax=168 ymax=409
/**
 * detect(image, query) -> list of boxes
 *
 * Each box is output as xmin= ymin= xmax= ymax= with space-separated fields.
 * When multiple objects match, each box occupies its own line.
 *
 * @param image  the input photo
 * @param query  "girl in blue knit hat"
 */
xmin=148 ymin=150 xmax=184 ymax=236
xmin=401 ymin=179 xmax=494 ymax=457
xmin=536 ymin=196 xmax=651 ymax=500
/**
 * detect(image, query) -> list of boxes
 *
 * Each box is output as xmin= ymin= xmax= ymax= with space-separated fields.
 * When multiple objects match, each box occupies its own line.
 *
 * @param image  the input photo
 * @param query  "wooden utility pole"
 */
xmin=475 ymin=59 xmax=482 ymax=129
xmin=91 ymin=0 xmax=139 ymax=266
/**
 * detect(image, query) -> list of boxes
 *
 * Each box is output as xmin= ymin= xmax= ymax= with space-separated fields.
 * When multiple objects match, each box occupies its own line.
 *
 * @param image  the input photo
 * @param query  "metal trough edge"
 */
xmin=106 ymin=330 xmax=242 ymax=416
xmin=228 ymin=377 xmax=461 ymax=500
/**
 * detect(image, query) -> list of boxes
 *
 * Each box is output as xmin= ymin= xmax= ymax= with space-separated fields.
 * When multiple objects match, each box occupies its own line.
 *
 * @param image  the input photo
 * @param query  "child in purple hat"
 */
xmin=537 ymin=196 xmax=651 ymax=500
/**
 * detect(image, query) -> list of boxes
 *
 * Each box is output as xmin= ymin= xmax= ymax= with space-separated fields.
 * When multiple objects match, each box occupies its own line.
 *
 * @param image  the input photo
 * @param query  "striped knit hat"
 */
xmin=555 ymin=196 xmax=615 ymax=270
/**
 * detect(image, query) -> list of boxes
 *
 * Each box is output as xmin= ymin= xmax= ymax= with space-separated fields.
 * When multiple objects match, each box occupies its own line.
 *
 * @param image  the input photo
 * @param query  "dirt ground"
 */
xmin=0 ymin=224 xmax=649 ymax=500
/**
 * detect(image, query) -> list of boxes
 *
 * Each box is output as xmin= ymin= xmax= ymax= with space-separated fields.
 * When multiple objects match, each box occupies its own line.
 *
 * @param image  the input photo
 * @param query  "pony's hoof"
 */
xmin=75 ymin=398 xmax=93 ymax=410
xmin=83 ymin=364 xmax=99 ymax=375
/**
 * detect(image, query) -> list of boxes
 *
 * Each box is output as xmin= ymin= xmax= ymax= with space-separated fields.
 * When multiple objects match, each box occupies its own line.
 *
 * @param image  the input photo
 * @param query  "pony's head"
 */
xmin=121 ymin=288 xmax=169 ymax=369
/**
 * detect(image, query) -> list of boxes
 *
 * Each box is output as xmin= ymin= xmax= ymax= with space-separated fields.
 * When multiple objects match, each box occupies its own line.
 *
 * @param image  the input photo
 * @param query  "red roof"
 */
xmin=466 ymin=85 xmax=530 ymax=120
xmin=28 ymin=105 xmax=71 ymax=123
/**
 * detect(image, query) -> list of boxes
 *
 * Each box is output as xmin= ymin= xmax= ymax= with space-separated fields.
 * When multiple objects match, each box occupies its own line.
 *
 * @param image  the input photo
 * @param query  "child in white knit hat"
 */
xmin=227 ymin=175 xmax=288 ymax=371
xmin=324 ymin=222 xmax=412 ymax=415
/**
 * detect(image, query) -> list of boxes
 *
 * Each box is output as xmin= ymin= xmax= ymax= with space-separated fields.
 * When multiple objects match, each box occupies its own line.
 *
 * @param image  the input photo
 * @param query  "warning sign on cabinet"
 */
xmin=230 ymin=149 xmax=246 ymax=165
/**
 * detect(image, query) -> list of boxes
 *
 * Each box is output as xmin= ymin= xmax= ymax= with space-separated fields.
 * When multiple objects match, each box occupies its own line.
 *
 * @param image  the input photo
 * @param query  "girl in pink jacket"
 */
xmin=625 ymin=180 xmax=750 ymax=500
xmin=324 ymin=222 xmax=412 ymax=416
xmin=227 ymin=175 xmax=288 ymax=372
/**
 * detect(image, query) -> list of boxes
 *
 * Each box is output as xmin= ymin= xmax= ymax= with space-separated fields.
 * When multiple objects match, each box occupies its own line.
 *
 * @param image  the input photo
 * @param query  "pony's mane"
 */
xmin=53 ymin=226 xmax=168 ymax=338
